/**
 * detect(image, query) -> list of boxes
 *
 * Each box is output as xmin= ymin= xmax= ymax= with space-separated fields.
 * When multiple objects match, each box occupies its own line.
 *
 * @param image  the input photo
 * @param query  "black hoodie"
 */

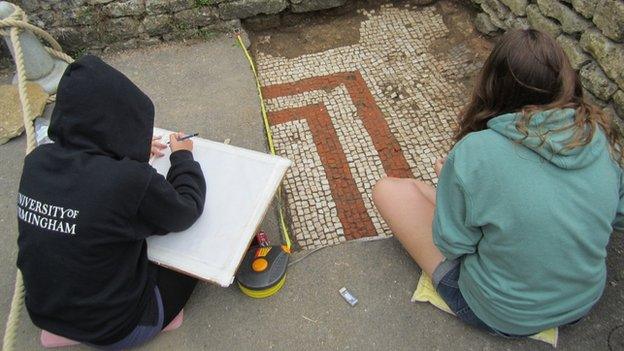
xmin=16 ymin=55 xmax=206 ymax=345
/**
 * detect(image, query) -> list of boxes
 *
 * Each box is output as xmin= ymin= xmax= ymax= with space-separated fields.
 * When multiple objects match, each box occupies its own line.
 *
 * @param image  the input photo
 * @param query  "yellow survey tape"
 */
xmin=237 ymin=275 xmax=287 ymax=299
xmin=236 ymin=33 xmax=292 ymax=251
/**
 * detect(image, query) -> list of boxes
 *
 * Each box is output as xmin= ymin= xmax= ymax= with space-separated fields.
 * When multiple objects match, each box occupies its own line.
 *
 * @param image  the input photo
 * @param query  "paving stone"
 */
xmin=580 ymin=28 xmax=624 ymax=89
xmin=583 ymin=87 xmax=608 ymax=107
xmin=579 ymin=62 xmax=618 ymax=101
xmin=173 ymin=7 xmax=218 ymax=27
xmin=104 ymin=38 xmax=140 ymax=52
xmin=482 ymin=0 xmax=511 ymax=19
xmin=146 ymin=0 xmax=194 ymax=15
xmin=570 ymin=0 xmax=598 ymax=18
xmin=506 ymin=16 xmax=529 ymax=29
xmin=557 ymin=34 xmax=591 ymax=69
xmin=142 ymin=14 xmax=173 ymax=36
xmin=537 ymin=0 xmax=591 ymax=34
xmin=290 ymin=0 xmax=347 ymax=13
xmin=104 ymin=0 xmax=145 ymax=17
xmin=474 ymin=12 xmax=500 ymax=35
xmin=62 ymin=7 xmax=103 ymax=26
xmin=593 ymin=0 xmax=624 ymax=42
xmin=527 ymin=4 xmax=562 ymax=39
xmin=20 ymin=0 xmax=41 ymax=12
xmin=104 ymin=17 xmax=142 ymax=42
xmin=500 ymin=0 xmax=527 ymax=16
xmin=218 ymin=0 xmax=288 ymax=20
xmin=604 ymin=104 xmax=623 ymax=126
xmin=48 ymin=26 xmax=88 ymax=54
xmin=613 ymin=90 xmax=624 ymax=117
xmin=480 ymin=5 xmax=508 ymax=29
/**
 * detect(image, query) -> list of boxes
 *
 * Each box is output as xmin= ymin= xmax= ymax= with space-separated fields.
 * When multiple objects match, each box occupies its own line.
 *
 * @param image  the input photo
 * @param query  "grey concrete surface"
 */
xmin=1 ymin=36 xmax=623 ymax=351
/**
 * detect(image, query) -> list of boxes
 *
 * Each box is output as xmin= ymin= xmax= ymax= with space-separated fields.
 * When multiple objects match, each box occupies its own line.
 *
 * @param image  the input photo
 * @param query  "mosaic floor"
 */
xmin=255 ymin=3 xmax=487 ymax=250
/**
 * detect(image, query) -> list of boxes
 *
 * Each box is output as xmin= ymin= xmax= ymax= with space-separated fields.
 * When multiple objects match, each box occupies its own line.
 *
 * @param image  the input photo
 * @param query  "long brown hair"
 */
xmin=455 ymin=29 xmax=621 ymax=163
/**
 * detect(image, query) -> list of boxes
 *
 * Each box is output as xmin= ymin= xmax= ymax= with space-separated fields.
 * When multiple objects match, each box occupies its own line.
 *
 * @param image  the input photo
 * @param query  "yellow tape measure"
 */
xmin=235 ymin=32 xmax=293 ymax=252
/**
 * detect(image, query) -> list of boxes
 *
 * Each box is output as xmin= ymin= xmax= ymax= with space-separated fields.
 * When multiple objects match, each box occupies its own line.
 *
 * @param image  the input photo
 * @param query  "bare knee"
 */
xmin=372 ymin=177 xmax=399 ymax=206
xmin=372 ymin=177 xmax=435 ymax=244
xmin=373 ymin=177 xmax=421 ymax=209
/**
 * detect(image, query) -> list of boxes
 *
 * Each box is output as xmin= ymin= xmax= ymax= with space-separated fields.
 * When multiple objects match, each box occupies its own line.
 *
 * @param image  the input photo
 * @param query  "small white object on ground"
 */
xmin=339 ymin=287 xmax=358 ymax=306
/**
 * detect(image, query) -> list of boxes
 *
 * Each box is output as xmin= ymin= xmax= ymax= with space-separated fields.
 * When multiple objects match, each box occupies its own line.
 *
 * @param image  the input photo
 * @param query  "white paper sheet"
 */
xmin=146 ymin=128 xmax=291 ymax=287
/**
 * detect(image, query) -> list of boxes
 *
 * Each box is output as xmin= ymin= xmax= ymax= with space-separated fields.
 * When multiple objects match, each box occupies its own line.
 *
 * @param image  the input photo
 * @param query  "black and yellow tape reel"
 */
xmin=236 ymin=245 xmax=290 ymax=298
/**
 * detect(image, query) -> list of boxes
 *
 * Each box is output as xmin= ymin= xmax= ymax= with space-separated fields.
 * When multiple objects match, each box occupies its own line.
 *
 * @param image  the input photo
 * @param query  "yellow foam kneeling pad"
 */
xmin=411 ymin=273 xmax=558 ymax=348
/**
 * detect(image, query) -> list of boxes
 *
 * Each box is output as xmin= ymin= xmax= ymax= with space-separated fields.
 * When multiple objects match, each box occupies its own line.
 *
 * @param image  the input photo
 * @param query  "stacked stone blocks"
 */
xmin=1 ymin=0 xmax=348 ymax=58
xmin=471 ymin=0 xmax=624 ymax=120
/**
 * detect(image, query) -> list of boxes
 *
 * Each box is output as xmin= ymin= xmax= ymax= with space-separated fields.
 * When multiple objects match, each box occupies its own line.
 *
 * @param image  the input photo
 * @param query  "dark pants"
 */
xmin=150 ymin=263 xmax=198 ymax=328
xmin=433 ymin=259 xmax=583 ymax=337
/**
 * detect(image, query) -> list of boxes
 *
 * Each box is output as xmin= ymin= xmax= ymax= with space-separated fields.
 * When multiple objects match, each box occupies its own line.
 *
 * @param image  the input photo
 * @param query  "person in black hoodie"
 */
xmin=16 ymin=55 xmax=206 ymax=349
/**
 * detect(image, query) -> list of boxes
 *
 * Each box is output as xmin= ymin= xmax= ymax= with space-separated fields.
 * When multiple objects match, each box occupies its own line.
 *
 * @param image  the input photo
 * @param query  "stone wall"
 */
xmin=0 ymin=0 xmax=348 ymax=61
xmin=471 ymin=0 xmax=624 ymax=121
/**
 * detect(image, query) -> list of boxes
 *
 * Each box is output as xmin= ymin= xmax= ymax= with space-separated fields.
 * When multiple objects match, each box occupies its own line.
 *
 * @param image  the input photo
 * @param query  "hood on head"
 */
xmin=48 ymin=55 xmax=154 ymax=162
xmin=487 ymin=108 xmax=607 ymax=169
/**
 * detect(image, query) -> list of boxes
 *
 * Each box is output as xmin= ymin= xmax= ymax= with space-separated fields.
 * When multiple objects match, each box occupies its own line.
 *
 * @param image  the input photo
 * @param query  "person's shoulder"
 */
xmin=451 ymin=130 xmax=508 ymax=161
xmin=23 ymin=143 xmax=58 ymax=163
xmin=446 ymin=130 xmax=514 ymax=183
xmin=454 ymin=129 xmax=506 ymax=150
xmin=112 ymin=157 xmax=156 ymax=179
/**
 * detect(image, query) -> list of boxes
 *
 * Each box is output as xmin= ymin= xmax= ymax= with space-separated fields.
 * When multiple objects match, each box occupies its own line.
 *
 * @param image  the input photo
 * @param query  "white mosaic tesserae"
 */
xmin=256 ymin=4 xmax=484 ymax=250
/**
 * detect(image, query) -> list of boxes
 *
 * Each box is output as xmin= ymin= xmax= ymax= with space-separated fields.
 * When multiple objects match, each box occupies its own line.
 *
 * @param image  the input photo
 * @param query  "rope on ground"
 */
xmin=1 ymin=4 xmax=73 ymax=351
xmin=2 ymin=272 xmax=25 ymax=351
xmin=235 ymin=32 xmax=293 ymax=251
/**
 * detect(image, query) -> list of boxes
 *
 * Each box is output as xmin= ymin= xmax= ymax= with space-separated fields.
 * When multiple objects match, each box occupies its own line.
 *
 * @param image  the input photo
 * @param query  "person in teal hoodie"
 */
xmin=372 ymin=29 xmax=623 ymax=337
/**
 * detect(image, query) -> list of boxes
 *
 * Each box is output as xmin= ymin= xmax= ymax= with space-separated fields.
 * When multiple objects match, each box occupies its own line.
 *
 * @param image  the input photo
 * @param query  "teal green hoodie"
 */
xmin=432 ymin=108 xmax=623 ymax=335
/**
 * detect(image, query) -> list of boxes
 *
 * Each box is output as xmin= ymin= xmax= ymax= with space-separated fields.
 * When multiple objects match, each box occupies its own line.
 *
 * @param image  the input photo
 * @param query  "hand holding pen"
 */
xmin=168 ymin=132 xmax=196 ymax=153
xmin=151 ymin=132 xmax=197 ymax=158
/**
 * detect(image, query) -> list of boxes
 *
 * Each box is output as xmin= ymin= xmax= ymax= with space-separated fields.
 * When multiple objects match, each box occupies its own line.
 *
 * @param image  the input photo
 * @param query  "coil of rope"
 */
xmin=0 ymin=4 xmax=73 ymax=350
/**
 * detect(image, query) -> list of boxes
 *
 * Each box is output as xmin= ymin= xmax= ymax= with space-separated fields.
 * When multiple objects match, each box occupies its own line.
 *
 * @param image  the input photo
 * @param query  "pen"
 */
xmin=167 ymin=132 xmax=199 ymax=145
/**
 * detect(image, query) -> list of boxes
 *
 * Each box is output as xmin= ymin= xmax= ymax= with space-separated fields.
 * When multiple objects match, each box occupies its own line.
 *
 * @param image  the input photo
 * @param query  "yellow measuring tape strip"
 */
xmin=236 ymin=33 xmax=292 ymax=252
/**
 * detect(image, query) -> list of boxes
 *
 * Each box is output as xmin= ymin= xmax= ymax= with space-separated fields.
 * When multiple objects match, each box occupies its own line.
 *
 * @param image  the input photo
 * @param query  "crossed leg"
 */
xmin=372 ymin=177 xmax=444 ymax=277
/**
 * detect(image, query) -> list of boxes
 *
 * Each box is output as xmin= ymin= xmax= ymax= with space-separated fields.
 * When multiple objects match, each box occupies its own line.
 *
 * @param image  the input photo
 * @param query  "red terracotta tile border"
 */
xmin=264 ymin=71 xmax=415 ymax=241
xmin=269 ymin=104 xmax=377 ymax=240
xmin=263 ymin=71 xmax=412 ymax=178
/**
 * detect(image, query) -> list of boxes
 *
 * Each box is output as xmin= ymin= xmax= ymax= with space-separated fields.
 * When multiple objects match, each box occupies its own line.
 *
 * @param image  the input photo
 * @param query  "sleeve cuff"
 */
xmin=170 ymin=150 xmax=194 ymax=163
xmin=432 ymin=215 xmax=460 ymax=260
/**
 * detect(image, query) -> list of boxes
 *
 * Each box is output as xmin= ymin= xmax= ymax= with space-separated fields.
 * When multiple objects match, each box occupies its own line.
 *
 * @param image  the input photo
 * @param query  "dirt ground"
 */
xmin=249 ymin=0 xmax=493 ymax=91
